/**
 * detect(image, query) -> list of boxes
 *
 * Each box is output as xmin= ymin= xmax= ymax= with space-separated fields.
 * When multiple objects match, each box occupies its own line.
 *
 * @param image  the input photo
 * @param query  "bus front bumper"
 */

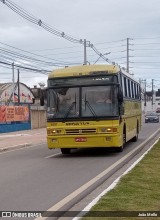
xmin=47 ymin=134 xmax=122 ymax=149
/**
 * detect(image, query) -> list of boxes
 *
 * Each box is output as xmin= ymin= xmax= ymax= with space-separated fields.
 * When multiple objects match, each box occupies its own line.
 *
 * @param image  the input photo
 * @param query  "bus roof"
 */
xmin=48 ymin=64 xmax=139 ymax=83
xmin=48 ymin=64 xmax=120 ymax=78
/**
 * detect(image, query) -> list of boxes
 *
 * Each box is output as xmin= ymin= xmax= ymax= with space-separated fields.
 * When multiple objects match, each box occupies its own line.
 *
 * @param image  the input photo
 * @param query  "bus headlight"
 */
xmin=47 ymin=129 xmax=62 ymax=135
xmin=99 ymin=127 xmax=117 ymax=133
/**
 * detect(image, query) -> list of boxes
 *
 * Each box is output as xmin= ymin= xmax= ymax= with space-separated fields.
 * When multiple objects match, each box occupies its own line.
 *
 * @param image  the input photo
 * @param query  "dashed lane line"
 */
xmin=45 ymin=153 xmax=61 ymax=158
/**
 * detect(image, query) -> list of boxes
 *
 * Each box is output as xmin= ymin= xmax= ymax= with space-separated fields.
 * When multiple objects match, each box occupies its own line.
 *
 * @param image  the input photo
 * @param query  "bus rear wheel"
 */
xmin=61 ymin=148 xmax=71 ymax=155
xmin=131 ymin=132 xmax=138 ymax=142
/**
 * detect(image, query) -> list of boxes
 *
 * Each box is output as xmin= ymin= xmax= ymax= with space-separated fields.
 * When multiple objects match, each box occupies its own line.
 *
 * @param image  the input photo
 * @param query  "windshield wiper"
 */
xmin=84 ymin=95 xmax=97 ymax=117
xmin=63 ymin=94 xmax=77 ymax=119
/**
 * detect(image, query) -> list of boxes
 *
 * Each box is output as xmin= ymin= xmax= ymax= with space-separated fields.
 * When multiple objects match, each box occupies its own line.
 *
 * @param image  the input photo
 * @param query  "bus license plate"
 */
xmin=75 ymin=137 xmax=87 ymax=142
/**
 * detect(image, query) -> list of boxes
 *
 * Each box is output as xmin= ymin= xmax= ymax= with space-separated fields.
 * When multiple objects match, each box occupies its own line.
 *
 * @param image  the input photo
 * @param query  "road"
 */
xmin=0 ymin=121 xmax=160 ymax=219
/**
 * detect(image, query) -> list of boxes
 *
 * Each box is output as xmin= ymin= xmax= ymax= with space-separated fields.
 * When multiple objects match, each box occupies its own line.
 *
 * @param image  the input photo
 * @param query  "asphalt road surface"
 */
xmin=0 ymin=121 xmax=159 ymax=218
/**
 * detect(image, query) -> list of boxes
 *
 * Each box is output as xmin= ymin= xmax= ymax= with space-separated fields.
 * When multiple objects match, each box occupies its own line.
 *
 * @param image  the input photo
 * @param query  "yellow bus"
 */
xmin=47 ymin=64 xmax=142 ymax=154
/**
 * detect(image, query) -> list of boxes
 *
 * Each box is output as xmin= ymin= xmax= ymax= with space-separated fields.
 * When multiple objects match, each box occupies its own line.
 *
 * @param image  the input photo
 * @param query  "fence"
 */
xmin=0 ymin=105 xmax=46 ymax=133
xmin=0 ymin=105 xmax=31 ymax=133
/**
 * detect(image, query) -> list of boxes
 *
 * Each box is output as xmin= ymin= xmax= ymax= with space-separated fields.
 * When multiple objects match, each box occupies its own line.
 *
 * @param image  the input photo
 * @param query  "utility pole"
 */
xmin=144 ymin=79 xmax=147 ymax=114
xmin=12 ymin=62 xmax=15 ymax=104
xmin=126 ymin=38 xmax=133 ymax=73
xmin=127 ymin=38 xmax=129 ymax=73
xmin=140 ymin=79 xmax=147 ymax=113
xmin=144 ymin=79 xmax=146 ymax=107
xmin=152 ymin=79 xmax=154 ymax=108
xmin=84 ymin=39 xmax=87 ymax=65
xmin=17 ymin=69 xmax=20 ymax=105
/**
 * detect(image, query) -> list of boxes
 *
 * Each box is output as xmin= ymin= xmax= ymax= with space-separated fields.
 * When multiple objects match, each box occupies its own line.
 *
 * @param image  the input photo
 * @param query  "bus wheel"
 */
xmin=61 ymin=148 xmax=71 ymax=154
xmin=116 ymin=145 xmax=123 ymax=152
xmin=131 ymin=132 xmax=138 ymax=142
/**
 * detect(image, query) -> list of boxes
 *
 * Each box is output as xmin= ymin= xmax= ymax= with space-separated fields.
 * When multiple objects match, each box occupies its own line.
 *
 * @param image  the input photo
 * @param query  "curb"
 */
xmin=0 ymin=143 xmax=32 ymax=153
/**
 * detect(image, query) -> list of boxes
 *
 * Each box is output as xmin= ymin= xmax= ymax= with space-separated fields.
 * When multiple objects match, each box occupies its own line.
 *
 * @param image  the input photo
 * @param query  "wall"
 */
xmin=31 ymin=106 xmax=47 ymax=129
xmin=0 ymin=122 xmax=31 ymax=133
xmin=0 ymin=105 xmax=31 ymax=133
xmin=0 ymin=106 xmax=46 ymax=133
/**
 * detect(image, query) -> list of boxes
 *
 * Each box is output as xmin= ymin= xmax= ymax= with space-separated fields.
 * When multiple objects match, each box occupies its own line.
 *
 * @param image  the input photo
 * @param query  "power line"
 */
xmin=132 ymin=55 xmax=160 ymax=58
xmin=94 ymin=39 xmax=126 ymax=45
xmin=134 ymin=37 xmax=160 ymax=40
xmin=134 ymin=62 xmax=160 ymax=63
xmin=135 ymin=48 xmax=160 ymax=51
xmin=134 ymin=43 xmax=160 ymax=45
xmin=133 ymin=67 xmax=160 ymax=69
xmin=0 ymin=60 xmax=50 ymax=74
xmin=32 ymin=45 xmax=81 ymax=52
xmin=0 ymin=41 xmax=73 ymax=65
xmin=0 ymin=0 xmax=110 ymax=64
xmin=0 ymin=41 xmax=85 ymax=72
xmin=33 ymin=40 xmax=126 ymax=52
xmin=1 ymin=0 xmax=81 ymax=44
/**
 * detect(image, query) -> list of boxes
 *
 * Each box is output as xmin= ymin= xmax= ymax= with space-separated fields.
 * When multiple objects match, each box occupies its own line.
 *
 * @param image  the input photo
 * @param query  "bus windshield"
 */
xmin=47 ymin=85 xmax=119 ymax=120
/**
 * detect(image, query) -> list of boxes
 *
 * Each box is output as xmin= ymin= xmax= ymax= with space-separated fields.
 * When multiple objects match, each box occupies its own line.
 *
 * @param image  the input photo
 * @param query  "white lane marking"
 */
xmin=72 ymin=138 xmax=160 ymax=220
xmin=45 ymin=153 xmax=61 ymax=158
xmin=35 ymin=129 xmax=160 ymax=220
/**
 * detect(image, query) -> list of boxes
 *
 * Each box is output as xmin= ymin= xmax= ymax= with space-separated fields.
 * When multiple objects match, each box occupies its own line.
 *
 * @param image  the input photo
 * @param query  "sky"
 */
xmin=0 ymin=0 xmax=160 ymax=90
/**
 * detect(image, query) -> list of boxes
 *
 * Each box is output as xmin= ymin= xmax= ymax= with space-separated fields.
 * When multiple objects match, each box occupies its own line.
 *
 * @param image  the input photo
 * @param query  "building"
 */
xmin=142 ymin=89 xmax=160 ymax=113
xmin=0 ymin=83 xmax=47 ymax=133
xmin=0 ymin=82 xmax=34 ymax=105
xmin=31 ymin=85 xmax=47 ymax=106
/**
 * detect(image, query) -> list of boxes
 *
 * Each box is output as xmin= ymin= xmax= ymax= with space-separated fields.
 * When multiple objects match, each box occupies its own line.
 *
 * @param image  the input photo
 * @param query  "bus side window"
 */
xmin=123 ymin=77 xmax=128 ymax=97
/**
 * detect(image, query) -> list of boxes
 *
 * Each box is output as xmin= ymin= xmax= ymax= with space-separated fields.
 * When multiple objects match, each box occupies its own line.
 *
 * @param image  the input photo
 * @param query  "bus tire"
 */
xmin=132 ymin=133 xmax=138 ymax=142
xmin=116 ymin=145 xmax=123 ymax=152
xmin=61 ymin=148 xmax=71 ymax=154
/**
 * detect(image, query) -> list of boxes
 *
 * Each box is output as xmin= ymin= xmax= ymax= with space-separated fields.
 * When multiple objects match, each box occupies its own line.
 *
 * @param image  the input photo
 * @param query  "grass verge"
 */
xmin=82 ymin=140 xmax=160 ymax=220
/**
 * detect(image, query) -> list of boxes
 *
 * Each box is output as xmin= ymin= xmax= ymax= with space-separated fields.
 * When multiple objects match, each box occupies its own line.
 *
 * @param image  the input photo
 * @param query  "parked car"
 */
xmin=156 ymin=107 xmax=160 ymax=113
xmin=145 ymin=112 xmax=159 ymax=123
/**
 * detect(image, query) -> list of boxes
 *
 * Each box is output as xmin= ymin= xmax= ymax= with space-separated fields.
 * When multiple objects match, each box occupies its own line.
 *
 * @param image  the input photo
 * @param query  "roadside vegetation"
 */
xmin=82 ymin=140 xmax=160 ymax=220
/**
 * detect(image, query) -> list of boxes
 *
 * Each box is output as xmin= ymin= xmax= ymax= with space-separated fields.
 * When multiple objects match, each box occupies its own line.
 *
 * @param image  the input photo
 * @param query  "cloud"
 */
xmin=0 ymin=0 xmax=160 ymax=89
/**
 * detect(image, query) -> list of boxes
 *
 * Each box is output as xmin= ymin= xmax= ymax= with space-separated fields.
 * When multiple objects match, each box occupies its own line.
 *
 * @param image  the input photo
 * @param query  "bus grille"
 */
xmin=65 ymin=128 xmax=96 ymax=135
